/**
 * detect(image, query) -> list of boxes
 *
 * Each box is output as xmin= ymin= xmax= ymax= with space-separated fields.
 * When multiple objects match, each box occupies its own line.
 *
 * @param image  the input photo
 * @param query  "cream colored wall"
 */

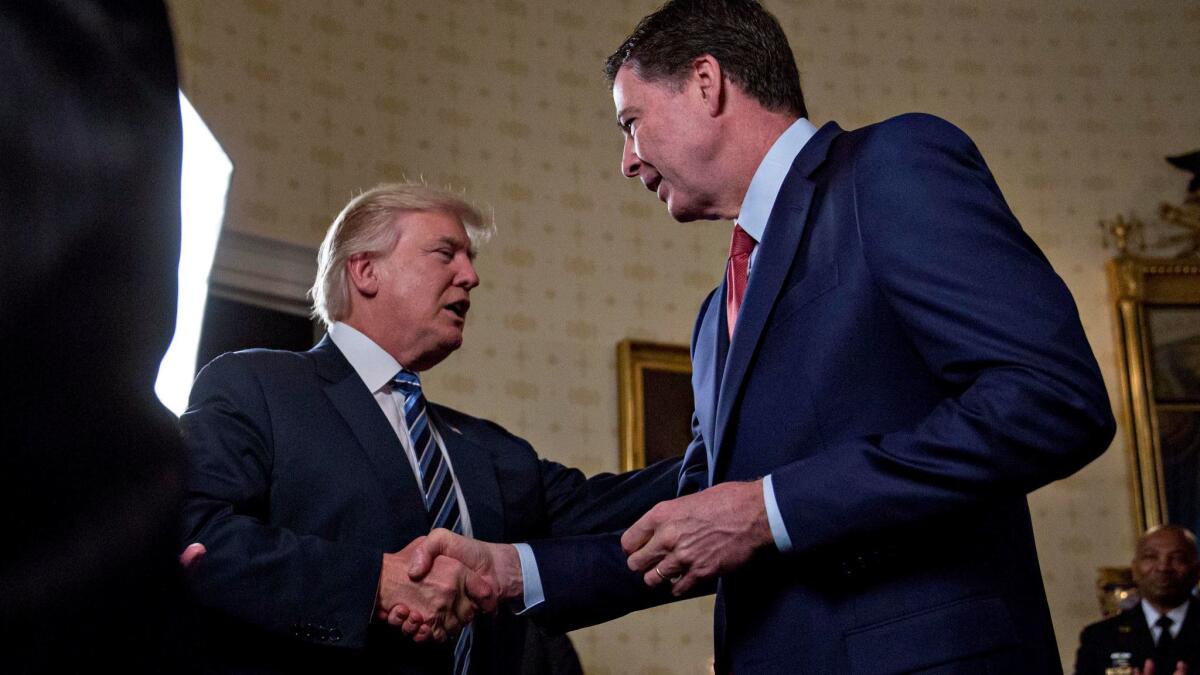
xmin=166 ymin=1 xmax=1200 ymax=671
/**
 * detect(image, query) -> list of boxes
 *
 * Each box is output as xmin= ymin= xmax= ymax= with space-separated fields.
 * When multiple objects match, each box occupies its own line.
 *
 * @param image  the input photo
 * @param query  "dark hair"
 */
xmin=604 ymin=0 xmax=806 ymax=118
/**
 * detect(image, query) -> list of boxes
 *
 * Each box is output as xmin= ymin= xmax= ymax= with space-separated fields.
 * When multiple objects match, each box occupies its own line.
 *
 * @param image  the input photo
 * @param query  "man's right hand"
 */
xmin=375 ymin=536 xmax=497 ymax=642
xmin=405 ymin=529 xmax=525 ymax=613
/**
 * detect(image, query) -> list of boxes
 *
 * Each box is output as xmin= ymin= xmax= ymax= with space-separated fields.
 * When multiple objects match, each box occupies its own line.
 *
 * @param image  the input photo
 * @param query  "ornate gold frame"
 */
xmin=1107 ymin=256 xmax=1200 ymax=532
xmin=617 ymin=339 xmax=691 ymax=471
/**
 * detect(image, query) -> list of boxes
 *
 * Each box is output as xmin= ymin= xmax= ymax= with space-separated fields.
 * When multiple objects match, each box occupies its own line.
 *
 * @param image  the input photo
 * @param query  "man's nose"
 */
xmin=457 ymin=258 xmax=480 ymax=290
xmin=621 ymin=135 xmax=641 ymax=178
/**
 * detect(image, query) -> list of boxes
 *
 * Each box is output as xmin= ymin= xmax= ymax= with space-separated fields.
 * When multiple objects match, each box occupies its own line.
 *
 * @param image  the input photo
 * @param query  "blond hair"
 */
xmin=310 ymin=183 xmax=491 ymax=327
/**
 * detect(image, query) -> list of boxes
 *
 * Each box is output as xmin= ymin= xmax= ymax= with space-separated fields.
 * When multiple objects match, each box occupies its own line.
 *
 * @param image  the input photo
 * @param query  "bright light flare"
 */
xmin=155 ymin=93 xmax=232 ymax=415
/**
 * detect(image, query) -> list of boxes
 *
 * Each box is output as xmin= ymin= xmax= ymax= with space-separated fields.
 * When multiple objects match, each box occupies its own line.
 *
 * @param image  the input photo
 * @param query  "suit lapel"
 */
xmin=313 ymin=337 xmax=429 ymax=528
xmin=429 ymin=406 xmax=505 ymax=542
xmin=692 ymin=288 xmax=723 ymax=483
xmin=710 ymin=122 xmax=842 ymax=482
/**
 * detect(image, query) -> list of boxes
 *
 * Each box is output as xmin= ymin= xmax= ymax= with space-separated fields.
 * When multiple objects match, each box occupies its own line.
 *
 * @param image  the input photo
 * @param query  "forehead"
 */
xmin=613 ymin=65 xmax=673 ymax=114
xmin=394 ymin=209 xmax=468 ymax=242
xmin=1138 ymin=530 xmax=1196 ymax=555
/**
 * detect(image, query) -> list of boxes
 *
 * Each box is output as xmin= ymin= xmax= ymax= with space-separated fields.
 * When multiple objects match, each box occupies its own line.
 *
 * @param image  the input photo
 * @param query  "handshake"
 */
xmin=179 ymin=480 xmax=765 ymax=645
xmin=374 ymin=529 xmax=523 ymax=642
xmin=181 ymin=530 xmax=521 ymax=644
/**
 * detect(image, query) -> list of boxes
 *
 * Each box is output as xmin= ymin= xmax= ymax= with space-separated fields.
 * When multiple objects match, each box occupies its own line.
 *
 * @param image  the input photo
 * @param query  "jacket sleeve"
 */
xmin=180 ymin=354 xmax=382 ymax=648
xmin=520 ymin=290 xmax=718 ymax=628
xmin=524 ymin=533 xmax=678 ymax=632
xmin=769 ymin=114 xmax=1115 ymax=553
xmin=535 ymin=454 xmax=684 ymax=538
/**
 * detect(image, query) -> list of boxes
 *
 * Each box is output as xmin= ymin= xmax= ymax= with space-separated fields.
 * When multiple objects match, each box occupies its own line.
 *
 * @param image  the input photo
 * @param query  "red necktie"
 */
xmin=725 ymin=224 xmax=755 ymax=339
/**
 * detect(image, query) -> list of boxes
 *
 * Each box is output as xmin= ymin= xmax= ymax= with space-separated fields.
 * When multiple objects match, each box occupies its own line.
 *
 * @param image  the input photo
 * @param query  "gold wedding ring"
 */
xmin=655 ymin=566 xmax=682 ymax=584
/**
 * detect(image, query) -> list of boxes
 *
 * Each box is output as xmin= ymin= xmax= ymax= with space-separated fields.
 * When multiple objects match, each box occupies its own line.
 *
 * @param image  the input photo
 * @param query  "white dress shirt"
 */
xmin=1142 ymin=598 xmax=1189 ymax=642
xmin=328 ymin=322 xmax=473 ymax=537
xmin=734 ymin=116 xmax=819 ymax=553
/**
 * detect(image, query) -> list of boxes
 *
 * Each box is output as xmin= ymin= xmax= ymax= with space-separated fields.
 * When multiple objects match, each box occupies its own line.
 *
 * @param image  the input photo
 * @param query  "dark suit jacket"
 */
xmin=528 ymin=114 xmax=1116 ymax=674
xmin=1 ymin=2 xmax=190 ymax=672
xmin=1074 ymin=605 xmax=1200 ymax=675
xmin=181 ymin=336 xmax=680 ymax=674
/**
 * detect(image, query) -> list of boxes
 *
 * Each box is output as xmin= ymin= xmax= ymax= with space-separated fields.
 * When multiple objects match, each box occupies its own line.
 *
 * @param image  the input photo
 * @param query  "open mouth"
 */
xmin=445 ymin=300 xmax=470 ymax=319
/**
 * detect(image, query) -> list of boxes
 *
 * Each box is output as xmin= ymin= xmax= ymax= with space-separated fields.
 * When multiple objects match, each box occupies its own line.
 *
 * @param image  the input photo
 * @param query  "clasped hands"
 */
xmin=185 ymin=479 xmax=770 ymax=643
xmin=180 ymin=537 xmax=511 ymax=645
xmin=1135 ymin=660 xmax=1188 ymax=675
xmin=377 ymin=533 xmax=523 ymax=642
xmin=387 ymin=477 xmax=773 ymax=644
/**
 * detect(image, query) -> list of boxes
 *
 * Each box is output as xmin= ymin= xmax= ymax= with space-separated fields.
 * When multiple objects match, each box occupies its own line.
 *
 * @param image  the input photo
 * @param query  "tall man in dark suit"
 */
xmin=2 ymin=2 xmax=192 ymax=672
xmin=412 ymin=1 xmax=1116 ymax=672
xmin=181 ymin=183 xmax=679 ymax=674
xmin=1075 ymin=526 xmax=1200 ymax=675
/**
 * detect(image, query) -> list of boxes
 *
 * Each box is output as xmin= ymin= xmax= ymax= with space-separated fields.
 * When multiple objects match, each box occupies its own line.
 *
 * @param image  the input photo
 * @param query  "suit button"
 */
xmin=330 ymin=629 xmax=342 ymax=643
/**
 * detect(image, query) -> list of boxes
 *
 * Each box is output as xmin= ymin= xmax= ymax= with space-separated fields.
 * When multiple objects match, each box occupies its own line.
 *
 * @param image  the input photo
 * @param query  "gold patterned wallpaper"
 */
xmin=166 ymin=0 xmax=1200 ymax=671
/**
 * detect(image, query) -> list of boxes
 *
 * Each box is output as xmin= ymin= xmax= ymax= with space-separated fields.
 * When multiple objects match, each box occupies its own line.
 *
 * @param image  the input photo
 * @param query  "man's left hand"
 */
xmin=621 ymin=479 xmax=774 ymax=596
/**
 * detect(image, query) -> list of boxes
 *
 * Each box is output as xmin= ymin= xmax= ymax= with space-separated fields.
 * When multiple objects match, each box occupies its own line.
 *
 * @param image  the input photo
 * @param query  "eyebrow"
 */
xmin=435 ymin=234 xmax=477 ymax=260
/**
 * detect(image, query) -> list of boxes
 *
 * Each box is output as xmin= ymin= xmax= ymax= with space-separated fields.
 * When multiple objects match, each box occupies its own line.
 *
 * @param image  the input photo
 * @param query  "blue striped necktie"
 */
xmin=391 ymin=369 xmax=472 ymax=675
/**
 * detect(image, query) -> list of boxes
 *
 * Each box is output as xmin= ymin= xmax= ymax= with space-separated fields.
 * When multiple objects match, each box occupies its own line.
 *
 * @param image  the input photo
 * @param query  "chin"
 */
xmin=665 ymin=197 xmax=717 ymax=223
xmin=440 ymin=331 xmax=464 ymax=353
xmin=409 ymin=335 xmax=462 ymax=371
xmin=666 ymin=202 xmax=700 ymax=223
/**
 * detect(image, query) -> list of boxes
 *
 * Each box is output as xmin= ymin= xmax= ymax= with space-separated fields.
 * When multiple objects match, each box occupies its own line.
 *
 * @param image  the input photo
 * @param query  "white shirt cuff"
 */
xmin=763 ymin=474 xmax=793 ymax=553
xmin=512 ymin=543 xmax=545 ymax=613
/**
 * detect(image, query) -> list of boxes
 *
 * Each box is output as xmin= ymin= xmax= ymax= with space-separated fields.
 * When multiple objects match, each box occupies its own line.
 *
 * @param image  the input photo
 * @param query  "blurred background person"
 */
xmin=0 ymin=1 xmax=191 ymax=672
xmin=1075 ymin=526 xmax=1200 ymax=675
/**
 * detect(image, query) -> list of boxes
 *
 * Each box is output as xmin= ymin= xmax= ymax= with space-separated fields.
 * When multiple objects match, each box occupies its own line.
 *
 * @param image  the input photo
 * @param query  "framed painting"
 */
xmin=617 ymin=339 xmax=693 ymax=471
xmin=1108 ymin=256 xmax=1200 ymax=534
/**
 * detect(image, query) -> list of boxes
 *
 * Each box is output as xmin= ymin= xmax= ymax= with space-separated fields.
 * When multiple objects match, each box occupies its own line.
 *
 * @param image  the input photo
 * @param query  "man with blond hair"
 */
xmin=181 ymin=183 xmax=678 ymax=674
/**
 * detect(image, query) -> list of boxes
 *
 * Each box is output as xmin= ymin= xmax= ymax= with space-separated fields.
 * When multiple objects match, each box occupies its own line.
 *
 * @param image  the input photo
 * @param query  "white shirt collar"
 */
xmin=328 ymin=322 xmax=402 ymax=394
xmin=1141 ymin=598 xmax=1190 ymax=635
xmin=736 ymin=117 xmax=819 ymax=243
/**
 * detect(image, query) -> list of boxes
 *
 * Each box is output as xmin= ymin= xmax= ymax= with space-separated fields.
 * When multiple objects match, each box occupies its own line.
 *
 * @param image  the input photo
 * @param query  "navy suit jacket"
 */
xmin=528 ymin=114 xmax=1116 ymax=674
xmin=181 ymin=336 xmax=680 ymax=674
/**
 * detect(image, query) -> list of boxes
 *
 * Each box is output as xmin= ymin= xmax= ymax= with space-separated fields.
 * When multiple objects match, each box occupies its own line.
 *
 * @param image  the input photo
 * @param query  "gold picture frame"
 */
xmin=1108 ymin=256 xmax=1200 ymax=533
xmin=617 ymin=339 xmax=693 ymax=471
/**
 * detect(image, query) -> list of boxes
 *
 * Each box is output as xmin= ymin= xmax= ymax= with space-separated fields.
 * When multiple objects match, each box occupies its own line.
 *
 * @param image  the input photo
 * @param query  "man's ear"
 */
xmin=692 ymin=54 xmax=725 ymax=116
xmin=347 ymin=253 xmax=380 ymax=298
